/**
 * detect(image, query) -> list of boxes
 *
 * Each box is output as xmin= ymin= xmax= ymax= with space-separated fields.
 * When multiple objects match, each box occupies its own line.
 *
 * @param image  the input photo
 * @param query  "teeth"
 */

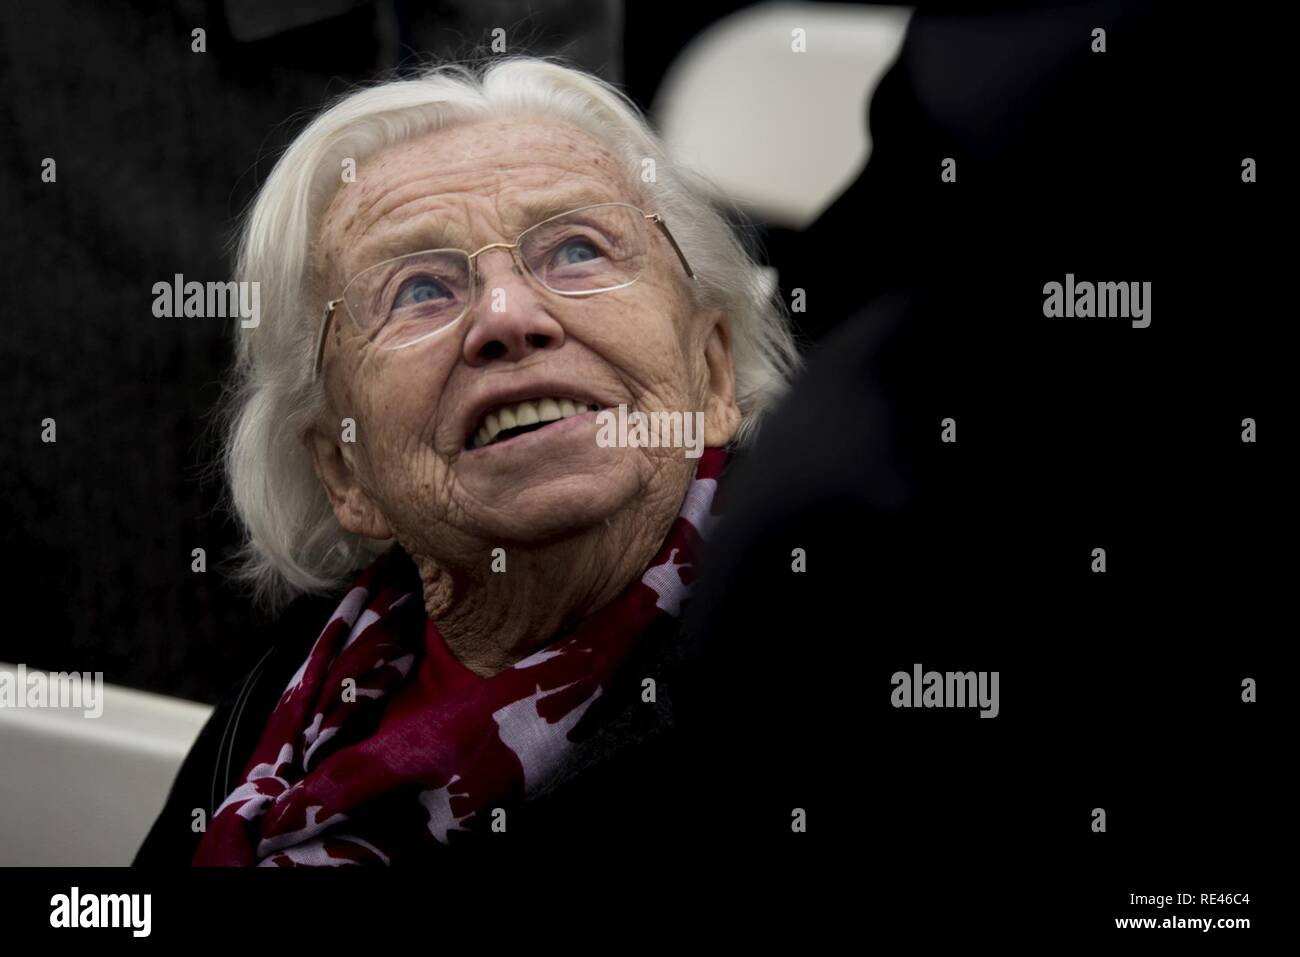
xmin=515 ymin=403 xmax=540 ymax=427
xmin=471 ymin=397 xmax=600 ymax=449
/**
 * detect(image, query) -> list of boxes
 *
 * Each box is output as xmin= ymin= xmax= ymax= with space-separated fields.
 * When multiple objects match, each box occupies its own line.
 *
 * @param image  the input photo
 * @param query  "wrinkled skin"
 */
xmin=307 ymin=117 xmax=741 ymax=676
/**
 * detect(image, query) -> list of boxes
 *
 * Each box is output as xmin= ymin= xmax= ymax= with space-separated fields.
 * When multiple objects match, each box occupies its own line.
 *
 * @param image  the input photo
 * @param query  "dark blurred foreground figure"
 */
xmin=674 ymin=0 xmax=1277 ymax=908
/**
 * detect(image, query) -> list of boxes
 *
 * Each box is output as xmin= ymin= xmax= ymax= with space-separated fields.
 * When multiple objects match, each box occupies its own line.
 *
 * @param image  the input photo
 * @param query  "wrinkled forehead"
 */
xmin=317 ymin=116 xmax=638 ymax=284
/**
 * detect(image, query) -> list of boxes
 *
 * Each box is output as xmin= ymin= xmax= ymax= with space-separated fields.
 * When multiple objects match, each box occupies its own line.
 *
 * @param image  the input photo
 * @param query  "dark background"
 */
xmin=674 ymin=0 xmax=1284 ymax=938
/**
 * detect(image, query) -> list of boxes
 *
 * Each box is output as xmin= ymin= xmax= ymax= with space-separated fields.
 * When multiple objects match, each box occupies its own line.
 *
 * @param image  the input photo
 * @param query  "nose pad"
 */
xmin=471 ymin=246 xmax=526 ymax=293
xmin=472 ymin=263 xmax=523 ymax=287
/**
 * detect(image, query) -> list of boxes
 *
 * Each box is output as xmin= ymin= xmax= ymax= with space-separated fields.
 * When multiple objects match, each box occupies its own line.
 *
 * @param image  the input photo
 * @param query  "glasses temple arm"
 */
xmin=313 ymin=300 xmax=339 ymax=380
xmin=648 ymin=215 xmax=696 ymax=280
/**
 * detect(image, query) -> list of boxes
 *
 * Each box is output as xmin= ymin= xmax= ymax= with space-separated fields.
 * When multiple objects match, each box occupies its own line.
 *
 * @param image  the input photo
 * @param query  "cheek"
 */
xmin=357 ymin=417 xmax=448 ymax=526
xmin=368 ymin=400 xmax=440 ymax=472
xmin=589 ymin=295 xmax=695 ymax=395
xmin=351 ymin=347 xmax=460 ymax=451
xmin=338 ymin=376 xmax=431 ymax=483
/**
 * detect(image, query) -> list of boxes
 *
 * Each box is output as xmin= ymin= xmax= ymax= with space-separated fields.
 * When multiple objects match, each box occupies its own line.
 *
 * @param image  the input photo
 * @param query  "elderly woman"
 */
xmin=134 ymin=56 xmax=798 ymax=866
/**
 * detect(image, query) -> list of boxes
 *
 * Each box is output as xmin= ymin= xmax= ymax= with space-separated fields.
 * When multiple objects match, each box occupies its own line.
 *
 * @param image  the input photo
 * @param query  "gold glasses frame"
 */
xmin=312 ymin=201 xmax=696 ymax=380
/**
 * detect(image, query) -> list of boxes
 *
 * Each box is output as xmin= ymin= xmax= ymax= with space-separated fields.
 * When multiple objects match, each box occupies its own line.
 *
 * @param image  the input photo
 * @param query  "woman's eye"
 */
xmin=392 ymin=276 xmax=452 ymax=309
xmin=554 ymin=237 xmax=603 ymax=266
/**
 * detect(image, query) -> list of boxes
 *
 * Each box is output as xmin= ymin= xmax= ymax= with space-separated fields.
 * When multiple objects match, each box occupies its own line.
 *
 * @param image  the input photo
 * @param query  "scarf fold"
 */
xmin=193 ymin=449 xmax=726 ymax=866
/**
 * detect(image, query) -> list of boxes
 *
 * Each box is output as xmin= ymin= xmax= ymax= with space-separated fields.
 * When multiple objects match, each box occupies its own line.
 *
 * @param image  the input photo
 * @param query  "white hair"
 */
xmin=218 ymin=55 xmax=802 ymax=611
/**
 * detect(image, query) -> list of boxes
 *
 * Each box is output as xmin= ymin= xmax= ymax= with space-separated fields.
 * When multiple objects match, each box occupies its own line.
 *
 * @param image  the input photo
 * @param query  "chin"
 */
xmin=468 ymin=464 xmax=640 ymax=544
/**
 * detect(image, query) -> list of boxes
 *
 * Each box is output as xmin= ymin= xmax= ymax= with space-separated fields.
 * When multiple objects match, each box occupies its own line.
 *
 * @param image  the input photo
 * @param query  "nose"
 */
xmin=461 ymin=246 xmax=565 ymax=366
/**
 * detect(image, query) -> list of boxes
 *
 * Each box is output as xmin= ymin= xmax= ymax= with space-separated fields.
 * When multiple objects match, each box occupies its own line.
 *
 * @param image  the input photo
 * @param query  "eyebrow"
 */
xmin=509 ymin=192 xmax=623 ymax=229
xmin=347 ymin=190 xmax=625 ymax=274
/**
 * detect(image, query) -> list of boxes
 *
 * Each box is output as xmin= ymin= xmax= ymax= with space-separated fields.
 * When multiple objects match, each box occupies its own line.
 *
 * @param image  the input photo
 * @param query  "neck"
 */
xmin=411 ymin=484 xmax=682 ymax=678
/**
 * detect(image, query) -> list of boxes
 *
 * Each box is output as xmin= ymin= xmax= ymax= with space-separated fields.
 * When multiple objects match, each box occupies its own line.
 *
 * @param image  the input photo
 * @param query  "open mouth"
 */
xmin=466 ymin=397 xmax=604 ymax=450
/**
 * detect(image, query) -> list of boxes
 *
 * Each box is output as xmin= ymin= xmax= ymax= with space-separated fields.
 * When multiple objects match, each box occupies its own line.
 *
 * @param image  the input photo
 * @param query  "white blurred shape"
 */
xmin=654 ymin=3 xmax=912 ymax=228
xmin=0 ymin=662 xmax=211 ymax=865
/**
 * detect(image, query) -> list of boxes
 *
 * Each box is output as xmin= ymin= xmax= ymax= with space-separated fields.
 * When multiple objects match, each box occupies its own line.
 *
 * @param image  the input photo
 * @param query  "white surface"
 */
xmin=0 ymin=663 xmax=212 ymax=866
xmin=654 ymin=3 xmax=912 ymax=228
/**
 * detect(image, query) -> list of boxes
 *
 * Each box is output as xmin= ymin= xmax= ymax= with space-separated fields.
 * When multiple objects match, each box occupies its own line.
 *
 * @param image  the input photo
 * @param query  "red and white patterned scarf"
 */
xmin=193 ymin=449 xmax=726 ymax=866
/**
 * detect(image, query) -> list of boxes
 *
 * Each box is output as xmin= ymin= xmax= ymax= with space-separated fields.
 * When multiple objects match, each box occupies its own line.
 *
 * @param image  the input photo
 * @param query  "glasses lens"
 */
xmin=342 ymin=249 xmax=472 ymax=350
xmin=519 ymin=204 xmax=648 ymax=294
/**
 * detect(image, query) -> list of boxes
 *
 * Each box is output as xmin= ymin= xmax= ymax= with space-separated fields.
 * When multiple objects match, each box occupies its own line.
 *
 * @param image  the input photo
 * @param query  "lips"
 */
xmin=465 ymin=395 xmax=604 ymax=450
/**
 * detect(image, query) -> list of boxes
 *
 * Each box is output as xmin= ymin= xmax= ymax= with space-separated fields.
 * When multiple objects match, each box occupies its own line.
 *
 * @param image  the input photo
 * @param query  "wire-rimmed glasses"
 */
xmin=313 ymin=201 xmax=696 ymax=379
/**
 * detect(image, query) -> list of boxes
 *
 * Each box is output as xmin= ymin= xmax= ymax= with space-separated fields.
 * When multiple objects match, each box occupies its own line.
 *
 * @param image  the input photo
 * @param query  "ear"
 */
xmin=305 ymin=423 xmax=393 ymax=541
xmin=699 ymin=309 xmax=742 ymax=447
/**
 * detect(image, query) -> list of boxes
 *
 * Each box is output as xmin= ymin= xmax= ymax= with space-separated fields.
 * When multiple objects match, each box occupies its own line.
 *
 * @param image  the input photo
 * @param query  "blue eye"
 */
xmin=392 ymin=276 xmax=453 ymax=309
xmin=554 ymin=238 xmax=602 ymax=266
